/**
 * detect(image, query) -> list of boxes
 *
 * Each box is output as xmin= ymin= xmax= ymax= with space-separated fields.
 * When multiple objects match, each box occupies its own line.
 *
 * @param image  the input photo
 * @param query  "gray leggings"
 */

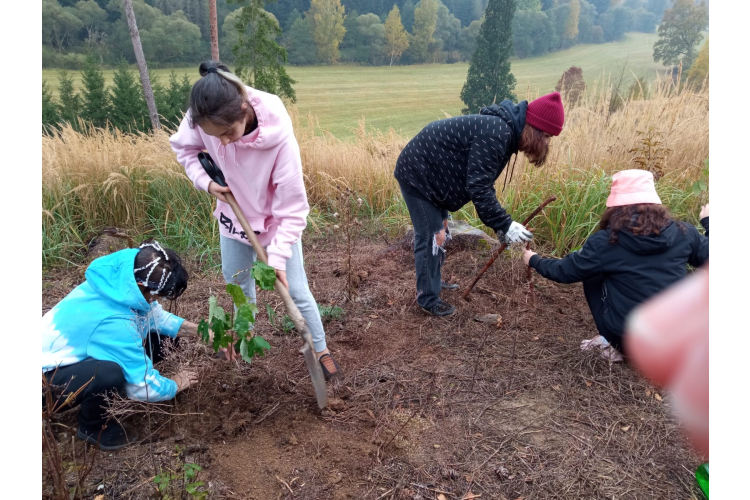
xmin=220 ymin=236 xmax=327 ymax=352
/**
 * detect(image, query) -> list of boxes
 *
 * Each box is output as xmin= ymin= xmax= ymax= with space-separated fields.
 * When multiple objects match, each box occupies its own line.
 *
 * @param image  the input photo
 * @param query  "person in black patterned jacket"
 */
xmin=395 ymin=92 xmax=565 ymax=316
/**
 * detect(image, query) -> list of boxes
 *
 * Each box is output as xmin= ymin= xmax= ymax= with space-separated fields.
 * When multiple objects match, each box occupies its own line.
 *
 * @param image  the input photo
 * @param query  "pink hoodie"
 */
xmin=170 ymin=87 xmax=309 ymax=271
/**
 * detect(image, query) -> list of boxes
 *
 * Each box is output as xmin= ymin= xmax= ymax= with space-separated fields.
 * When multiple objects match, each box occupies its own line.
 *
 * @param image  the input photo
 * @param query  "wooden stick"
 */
xmin=462 ymin=196 xmax=556 ymax=301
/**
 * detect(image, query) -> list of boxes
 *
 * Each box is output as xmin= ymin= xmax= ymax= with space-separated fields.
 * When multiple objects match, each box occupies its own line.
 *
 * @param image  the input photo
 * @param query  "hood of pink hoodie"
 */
xmin=170 ymin=86 xmax=310 ymax=271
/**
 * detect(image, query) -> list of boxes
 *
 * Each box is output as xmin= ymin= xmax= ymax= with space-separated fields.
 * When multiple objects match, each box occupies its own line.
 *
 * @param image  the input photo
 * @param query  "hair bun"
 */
xmin=199 ymin=60 xmax=230 ymax=77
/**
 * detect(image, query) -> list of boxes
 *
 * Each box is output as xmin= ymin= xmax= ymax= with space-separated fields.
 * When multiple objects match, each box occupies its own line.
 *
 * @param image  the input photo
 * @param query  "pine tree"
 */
xmin=384 ymin=6 xmax=409 ymax=65
xmin=42 ymin=81 xmax=61 ymax=133
xmin=80 ymin=56 xmax=111 ymax=128
xmin=409 ymin=0 xmax=439 ymax=63
xmin=308 ymin=0 xmax=347 ymax=64
xmin=110 ymin=60 xmax=148 ymax=132
xmin=58 ymin=70 xmax=82 ymax=129
xmin=230 ymin=0 xmax=297 ymax=102
xmin=460 ymin=0 xmax=517 ymax=114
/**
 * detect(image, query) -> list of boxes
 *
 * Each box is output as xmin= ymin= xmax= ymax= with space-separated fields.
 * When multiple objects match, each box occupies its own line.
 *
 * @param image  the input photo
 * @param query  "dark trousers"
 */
xmin=43 ymin=332 xmax=175 ymax=431
xmin=582 ymin=276 xmax=625 ymax=355
xmin=44 ymin=359 xmax=125 ymax=430
xmin=400 ymin=184 xmax=450 ymax=308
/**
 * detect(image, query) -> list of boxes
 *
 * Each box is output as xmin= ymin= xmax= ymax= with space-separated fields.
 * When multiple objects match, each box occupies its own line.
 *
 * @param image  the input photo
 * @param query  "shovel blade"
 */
xmin=300 ymin=342 xmax=327 ymax=409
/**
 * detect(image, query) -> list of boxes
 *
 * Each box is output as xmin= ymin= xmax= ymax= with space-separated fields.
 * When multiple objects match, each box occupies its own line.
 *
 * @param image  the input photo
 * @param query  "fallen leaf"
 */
xmin=585 ymin=380 xmax=592 ymax=387
xmin=654 ymin=393 xmax=663 ymax=401
xmin=369 ymin=314 xmax=379 ymax=319
xmin=94 ymin=496 xmax=104 ymax=500
xmin=621 ymin=425 xmax=631 ymax=432
xmin=366 ymin=409 xmax=375 ymax=419
xmin=557 ymin=336 xmax=565 ymax=341
xmin=552 ymin=385 xmax=561 ymax=392
xmin=475 ymin=433 xmax=483 ymax=437
xmin=645 ymin=389 xmax=652 ymax=397
xmin=513 ymin=497 xmax=525 ymax=500
xmin=533 ymin=336 xmax=539 ymax=341
xmin=434 ymin=444 xmax=441 ymax=449
xmin=462 ymin=493 xmax=482 ymax=499
xmin=438 ymin=495 xmax=448 ymax=500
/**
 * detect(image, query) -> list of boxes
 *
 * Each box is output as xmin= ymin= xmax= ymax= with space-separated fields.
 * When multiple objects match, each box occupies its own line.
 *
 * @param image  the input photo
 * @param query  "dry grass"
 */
xmin=42 ymin=76 xmax=708 ymax=266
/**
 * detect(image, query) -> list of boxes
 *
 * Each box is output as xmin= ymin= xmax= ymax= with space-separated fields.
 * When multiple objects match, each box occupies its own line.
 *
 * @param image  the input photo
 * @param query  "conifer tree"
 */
xmin=110 ymin=60 xmax=148 ymax=132
xmin=460 ymin=0 xmax=517 ymax=114
xmin=58 ymin=70 xmax=82 ymax=129
xmin=42 ymin=81 xmax=61 ymax=133
xmin=80 ymin=56 xmax=112 ymax=128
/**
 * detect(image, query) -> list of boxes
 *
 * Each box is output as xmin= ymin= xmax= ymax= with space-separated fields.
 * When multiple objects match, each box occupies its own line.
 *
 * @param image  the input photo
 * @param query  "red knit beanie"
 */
xmin=526 ymin=92 xmax=565 ymax=136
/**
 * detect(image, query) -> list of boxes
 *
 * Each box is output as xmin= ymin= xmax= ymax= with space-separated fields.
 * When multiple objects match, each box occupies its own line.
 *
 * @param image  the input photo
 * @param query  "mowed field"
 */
xmin=43 ymin=32 xmax=667 ymax=138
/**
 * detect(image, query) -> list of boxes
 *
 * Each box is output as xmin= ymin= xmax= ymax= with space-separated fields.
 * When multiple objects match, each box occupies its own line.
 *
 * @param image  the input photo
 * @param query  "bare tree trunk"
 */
xmin=209 ymin=0 xmax=220 ymax=61
xmin=122 ymin=0 xmax=161 ymax=131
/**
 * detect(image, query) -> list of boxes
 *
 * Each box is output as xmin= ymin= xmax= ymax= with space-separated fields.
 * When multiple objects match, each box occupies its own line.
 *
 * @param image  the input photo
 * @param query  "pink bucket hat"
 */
xmin=606 ymin=170 xmax=662 ymax=207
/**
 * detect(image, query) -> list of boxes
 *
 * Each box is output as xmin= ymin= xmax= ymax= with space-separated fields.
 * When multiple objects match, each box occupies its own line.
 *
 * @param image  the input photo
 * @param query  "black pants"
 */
xmin=43 ymin=332 xmax=175 ymax=431
xmin=582 ymin=276 xmax=625 ymax=355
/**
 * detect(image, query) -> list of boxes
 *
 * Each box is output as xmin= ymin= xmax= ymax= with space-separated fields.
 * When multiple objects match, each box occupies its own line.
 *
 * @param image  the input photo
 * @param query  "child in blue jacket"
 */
xmin=42 ymin=241 xmax=204 ymax=450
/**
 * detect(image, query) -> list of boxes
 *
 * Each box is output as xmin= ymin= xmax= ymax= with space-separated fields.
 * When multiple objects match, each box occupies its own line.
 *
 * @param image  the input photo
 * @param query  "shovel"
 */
xmin=198 ymin=152 xmax=328 ymax=409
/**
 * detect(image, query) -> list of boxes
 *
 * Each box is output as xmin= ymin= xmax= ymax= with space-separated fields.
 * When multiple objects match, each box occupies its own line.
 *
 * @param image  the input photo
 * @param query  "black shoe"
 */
xmin=77 ymin=421 xmax=138 ymax=451
xmin=421 ymin=299 xmax=456 ymax=317
xmin=441 ymin=280 xmax=459 ymax=290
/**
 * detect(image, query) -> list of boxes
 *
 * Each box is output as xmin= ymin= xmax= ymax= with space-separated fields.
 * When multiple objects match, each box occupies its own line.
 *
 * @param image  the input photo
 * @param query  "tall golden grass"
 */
xmin=42 ymin=75 xmax=708 ymax=266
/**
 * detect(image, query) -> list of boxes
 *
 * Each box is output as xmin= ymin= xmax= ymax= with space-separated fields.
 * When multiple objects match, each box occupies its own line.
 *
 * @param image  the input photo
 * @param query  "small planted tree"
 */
xmin=197 ymin=261 xmax=275 ymax=363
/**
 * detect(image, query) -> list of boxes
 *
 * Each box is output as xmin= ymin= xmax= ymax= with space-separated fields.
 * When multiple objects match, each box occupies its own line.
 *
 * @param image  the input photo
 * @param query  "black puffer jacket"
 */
xmin=529 ymin=217 xmax=709 ymax=339
xmin=394 ymin=100 xmax=527 ymax=236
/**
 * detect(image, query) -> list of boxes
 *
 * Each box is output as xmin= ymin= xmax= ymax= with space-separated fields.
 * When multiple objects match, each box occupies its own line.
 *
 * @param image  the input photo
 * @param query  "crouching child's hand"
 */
xmin=174 ymin=370 xmax=199 ymax=393
xmin=523 ymin=248 xmax=537 ymax=266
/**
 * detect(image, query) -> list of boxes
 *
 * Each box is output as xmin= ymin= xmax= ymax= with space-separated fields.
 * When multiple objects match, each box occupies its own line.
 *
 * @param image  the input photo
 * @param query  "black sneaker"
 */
xmin=441 ymin=280 xmax=459 ymax=290
xmin=77 ymin=421 xmax=138 ymax=451
xmin=421 ymin=299 xmax=456 ymax=317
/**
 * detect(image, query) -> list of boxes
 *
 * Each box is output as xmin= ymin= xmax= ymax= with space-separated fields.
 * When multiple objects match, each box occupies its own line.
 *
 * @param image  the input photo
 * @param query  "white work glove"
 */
xmin=504 ymin=221 xmax=534 ymax=244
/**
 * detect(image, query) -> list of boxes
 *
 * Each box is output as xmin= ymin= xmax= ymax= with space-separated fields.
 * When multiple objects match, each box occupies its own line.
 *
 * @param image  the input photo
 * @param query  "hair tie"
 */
xmin=206 ymin=67 xmax=218 ymax=74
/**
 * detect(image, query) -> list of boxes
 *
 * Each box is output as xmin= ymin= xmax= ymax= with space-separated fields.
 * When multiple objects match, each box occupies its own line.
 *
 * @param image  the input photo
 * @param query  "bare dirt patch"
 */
xmin=42 ymin=233 xmax=703 ymax=499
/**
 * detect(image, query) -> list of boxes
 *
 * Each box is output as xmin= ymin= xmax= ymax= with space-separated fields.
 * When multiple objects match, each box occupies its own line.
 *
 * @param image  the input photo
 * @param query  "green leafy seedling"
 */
xmin=199 ymin=277 xmax=271 ymax=366
xmin=252 ymin=261 xmax=277 ymax=290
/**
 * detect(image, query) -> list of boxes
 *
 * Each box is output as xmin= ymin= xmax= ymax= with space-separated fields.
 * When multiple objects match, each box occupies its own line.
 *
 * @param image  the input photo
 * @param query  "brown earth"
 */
xmin=42 ymin=233 xmax=703 ymax=500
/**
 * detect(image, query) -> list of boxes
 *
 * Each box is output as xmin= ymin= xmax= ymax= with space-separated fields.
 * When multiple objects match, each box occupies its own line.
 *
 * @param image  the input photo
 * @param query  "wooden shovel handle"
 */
xmin=223 ymin=192 xmax=311 ymax=346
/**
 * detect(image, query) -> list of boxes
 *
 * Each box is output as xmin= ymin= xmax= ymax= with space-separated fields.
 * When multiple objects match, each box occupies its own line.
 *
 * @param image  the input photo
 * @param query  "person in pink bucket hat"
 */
xmin=522 ymin=169 xmax=709 ymax=362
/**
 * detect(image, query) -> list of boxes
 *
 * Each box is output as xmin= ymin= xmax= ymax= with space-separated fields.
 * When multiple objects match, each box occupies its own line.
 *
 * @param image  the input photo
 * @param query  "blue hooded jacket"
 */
xmin=42 ymin=249 xmax=185 ymax=402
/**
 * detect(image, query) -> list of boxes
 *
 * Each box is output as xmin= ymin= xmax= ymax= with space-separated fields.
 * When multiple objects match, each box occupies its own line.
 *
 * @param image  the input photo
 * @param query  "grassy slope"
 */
xmin=43 ymin=33 xmax=666 ymax=138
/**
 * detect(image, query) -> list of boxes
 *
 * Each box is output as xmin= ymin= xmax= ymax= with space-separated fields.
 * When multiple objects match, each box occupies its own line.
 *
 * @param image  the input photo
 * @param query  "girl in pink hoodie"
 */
xmin=169 ymin=61 xmax=340 ymax=380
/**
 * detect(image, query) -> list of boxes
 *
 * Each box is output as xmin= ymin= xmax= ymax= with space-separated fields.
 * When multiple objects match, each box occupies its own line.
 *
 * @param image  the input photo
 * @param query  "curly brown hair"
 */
xmin=518 ymin=123 xmax=550 ymax=166
xmin=599 ymin=204 xmax=684 ymax=244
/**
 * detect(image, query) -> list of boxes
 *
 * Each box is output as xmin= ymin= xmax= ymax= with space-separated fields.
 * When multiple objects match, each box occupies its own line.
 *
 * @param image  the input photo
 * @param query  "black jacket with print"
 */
xmin=394 ymin=99 xmax=527 ymax=236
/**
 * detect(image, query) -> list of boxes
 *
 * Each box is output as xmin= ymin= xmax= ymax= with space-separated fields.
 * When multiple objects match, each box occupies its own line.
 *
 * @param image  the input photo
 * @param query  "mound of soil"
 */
xmin=42 ymin=233 xmax=703 ymax=499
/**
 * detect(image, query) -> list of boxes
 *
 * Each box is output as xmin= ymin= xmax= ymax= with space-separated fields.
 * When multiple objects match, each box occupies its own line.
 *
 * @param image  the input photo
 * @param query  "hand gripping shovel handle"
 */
xmin=198 ymin=153 xmax=328 ymax=409
xmin=462 ymin=195 xmax=557 ymax=301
